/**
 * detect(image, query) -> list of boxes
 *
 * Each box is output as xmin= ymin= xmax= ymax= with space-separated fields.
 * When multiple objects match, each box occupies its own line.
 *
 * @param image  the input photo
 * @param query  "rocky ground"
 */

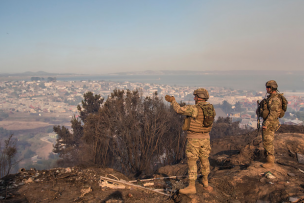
xmin=1 ymin=130 xmax=304 ymax=203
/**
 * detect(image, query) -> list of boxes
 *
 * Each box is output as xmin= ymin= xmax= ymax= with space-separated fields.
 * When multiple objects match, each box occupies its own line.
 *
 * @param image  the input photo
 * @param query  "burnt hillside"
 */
xmin=1 ymin=125 xmax=304 ymax=202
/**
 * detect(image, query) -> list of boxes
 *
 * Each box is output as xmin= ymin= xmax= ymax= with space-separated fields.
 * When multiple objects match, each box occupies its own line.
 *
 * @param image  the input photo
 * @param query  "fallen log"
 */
xmin=99 ymin=176 xmax=171 ymax=196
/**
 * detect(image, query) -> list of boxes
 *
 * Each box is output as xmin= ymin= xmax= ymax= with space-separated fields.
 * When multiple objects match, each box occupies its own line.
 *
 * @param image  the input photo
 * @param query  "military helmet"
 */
xmin=265 ymin=80 xmax=278 ymax=89
xmin=193 ymin=88 xmax=209 ymax=99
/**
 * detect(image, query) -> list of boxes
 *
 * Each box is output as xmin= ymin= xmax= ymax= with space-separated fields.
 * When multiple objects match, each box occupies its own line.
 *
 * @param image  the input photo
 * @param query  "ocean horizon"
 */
xmin=56 ymin=74 xmax=304 ymax=92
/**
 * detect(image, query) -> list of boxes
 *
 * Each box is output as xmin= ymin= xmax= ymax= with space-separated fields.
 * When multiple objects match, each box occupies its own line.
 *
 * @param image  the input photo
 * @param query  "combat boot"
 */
xmin=179 ymin=180 xmax=196 ymax=194
xmin=262 ymin=155 xmax=275 ymax=168
xmin=201 ymin=175 xmax=208 ymax=187
xmin=199 ymin=175 xmax=213 ymax=192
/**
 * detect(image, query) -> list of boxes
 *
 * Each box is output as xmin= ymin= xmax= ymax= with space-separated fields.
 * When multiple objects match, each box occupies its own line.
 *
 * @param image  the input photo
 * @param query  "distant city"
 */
xmin=1 ymin=75 xmax=303 ymax=129
xmin=0 ymin=73 xmax=304 ymax=171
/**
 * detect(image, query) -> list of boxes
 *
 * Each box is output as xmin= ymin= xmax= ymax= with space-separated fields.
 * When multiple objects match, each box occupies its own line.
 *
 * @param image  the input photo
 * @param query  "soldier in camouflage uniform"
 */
xmin=261 ymin=80 xmax=282 ymax=168
xmin=165 ymin=88 xmax=216 ymax=194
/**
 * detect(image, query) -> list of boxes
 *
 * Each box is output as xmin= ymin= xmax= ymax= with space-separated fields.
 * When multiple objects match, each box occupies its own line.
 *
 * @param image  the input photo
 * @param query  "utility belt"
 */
xmin=187 ymin=132 xmax=210 ymax=139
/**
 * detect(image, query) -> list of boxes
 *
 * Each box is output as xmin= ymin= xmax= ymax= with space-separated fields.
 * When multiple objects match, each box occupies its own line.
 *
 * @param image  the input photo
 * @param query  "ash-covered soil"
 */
xmin=2 ymin=127 xmax=304 ymax=203
xmin=0 ymin=167 xmax=173 ymax=203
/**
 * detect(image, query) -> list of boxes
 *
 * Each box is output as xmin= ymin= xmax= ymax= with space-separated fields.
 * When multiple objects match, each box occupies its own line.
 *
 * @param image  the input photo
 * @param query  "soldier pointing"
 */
xmin=165 ymin=88 xmax=216 ymax=194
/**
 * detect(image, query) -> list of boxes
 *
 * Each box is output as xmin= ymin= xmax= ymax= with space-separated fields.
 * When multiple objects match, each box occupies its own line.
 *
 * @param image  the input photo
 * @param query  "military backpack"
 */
xmin=197 ymin=103 xmax=215 ymax=127
xmin=182 ymin=103 xmax=215 ymax=131
xmin=278 ymin=93 xmax=288 ymax=118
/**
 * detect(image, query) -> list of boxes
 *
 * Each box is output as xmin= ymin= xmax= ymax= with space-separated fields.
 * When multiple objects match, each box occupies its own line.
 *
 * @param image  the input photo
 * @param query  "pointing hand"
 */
xmin=165 ymin=95 xmax=175 ymax=103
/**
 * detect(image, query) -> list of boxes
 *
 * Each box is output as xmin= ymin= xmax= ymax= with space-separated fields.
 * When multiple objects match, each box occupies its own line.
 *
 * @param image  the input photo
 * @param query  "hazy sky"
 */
xmin=0 ymin=0 xmax=303 ymax=74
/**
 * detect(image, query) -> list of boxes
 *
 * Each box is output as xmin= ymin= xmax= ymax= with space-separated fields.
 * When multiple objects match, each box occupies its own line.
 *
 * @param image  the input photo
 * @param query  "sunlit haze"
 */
xmin=0 ymin=0 xmax=303 ymax=74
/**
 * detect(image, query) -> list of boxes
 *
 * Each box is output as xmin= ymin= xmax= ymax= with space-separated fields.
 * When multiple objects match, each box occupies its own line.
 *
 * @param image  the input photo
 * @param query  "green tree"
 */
xmin=53 ymin=91 xmax=103 ymax=166
xmin=39 ymin=82 xmax=46 ymax=88
xmin=77 ymin=92 xmax=104 ymax=122
xmin=47 ymin=77 xmax=56 ymax=82
xmin=53 ymin=125 xmax=76 ymax=165
xmin=210 ymin=117 xmax=252 ymax=139
xmin=222 ymin=100 xmax=232 ymax=114
xmin=235 ymin=101 xmax=243 ymax=112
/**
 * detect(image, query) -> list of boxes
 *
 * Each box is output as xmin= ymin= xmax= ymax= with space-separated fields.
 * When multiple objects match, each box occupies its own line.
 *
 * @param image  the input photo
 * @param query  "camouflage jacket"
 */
xmin=171 ymin=100 xmax=199 ymax=118
xmin=263 ymin=92 xmax=282 ymax=127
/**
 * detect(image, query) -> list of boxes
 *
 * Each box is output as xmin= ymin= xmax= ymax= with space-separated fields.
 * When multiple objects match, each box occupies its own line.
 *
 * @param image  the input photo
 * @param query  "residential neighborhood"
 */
xmin=0 ymin=79 xmax=303 ymax=128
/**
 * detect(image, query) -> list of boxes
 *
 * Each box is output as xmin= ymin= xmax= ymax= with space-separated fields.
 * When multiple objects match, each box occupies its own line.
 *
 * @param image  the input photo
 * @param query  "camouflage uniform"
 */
xmin=171 ymin=99 xmax=215 ymax=181
xmin=262 ymin=92 xmax=281 ymax=157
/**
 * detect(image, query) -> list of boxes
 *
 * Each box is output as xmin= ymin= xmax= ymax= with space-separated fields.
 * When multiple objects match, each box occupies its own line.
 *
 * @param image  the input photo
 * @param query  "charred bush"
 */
xmin=210 ymin=117 xmax=253 ymax=140
xmin=53 ymin=90 xmax=186 ymax=177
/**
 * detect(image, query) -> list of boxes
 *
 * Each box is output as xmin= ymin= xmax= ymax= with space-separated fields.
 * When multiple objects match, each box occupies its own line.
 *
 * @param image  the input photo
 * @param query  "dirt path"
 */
xmin=35 ymin=137 xmax=54 ymax=159
xmin=0 ymin=121 xmax=52 ymax=130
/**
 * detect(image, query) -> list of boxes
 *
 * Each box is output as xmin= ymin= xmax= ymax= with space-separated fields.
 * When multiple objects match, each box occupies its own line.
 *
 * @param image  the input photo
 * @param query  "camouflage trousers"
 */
xmin=262 ymin=121 xmax=280 ymax=156
xmin=185 ymin=138 xmax=211 ymax=181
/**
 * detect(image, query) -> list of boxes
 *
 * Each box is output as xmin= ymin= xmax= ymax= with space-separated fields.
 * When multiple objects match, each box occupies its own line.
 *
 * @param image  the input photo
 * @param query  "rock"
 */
xmin=259 ymin=178 xmax=266 ymax=183
xmin=0 ymin=196 xmax=5 ymax=200
xmin=265 ymin=172 xmax=276 ymax=179
xmin=215 ymin=154 xmax=229 ymax=163
xmin=229 ymin=200 xmax=241 ymax=203
xmin=65 ymin=167 xmax=72 ymax=173
xmin=18 ymin=168 xmax=26 ymax=173
xmin=80 ymin=186 xmax=92 ymax=197
xmin=287 ymin=172 xmax=295 ymax=177
xmin=105 ymin=200 xmax=123 ymax=203
xmin=297 ymin=153 xmax=304 ymax=164
xmin=24 ymin=177 xmax=34 ymax=184
xmin=289 ymin=196 xmax=299 ymax=202
xmin=256 ymin=200 xmax=270 ymax=203
xmin=288 ymin=149 xmax=296 ymax=158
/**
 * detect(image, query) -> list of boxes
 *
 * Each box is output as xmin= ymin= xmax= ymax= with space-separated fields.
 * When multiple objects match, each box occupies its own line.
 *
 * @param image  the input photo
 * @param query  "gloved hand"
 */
xmin=165 ymin=95 xmax=175 ymax=103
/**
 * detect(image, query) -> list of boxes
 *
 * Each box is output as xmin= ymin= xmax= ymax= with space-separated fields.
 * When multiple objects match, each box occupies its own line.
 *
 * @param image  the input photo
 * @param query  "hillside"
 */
xmin=1 ymin=130 xmax=304 ymax=202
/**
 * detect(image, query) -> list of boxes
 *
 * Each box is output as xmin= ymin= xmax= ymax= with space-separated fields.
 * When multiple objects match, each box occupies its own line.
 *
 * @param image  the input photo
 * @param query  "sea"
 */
xmin=57 ymin=73 xmax=304 ymax=93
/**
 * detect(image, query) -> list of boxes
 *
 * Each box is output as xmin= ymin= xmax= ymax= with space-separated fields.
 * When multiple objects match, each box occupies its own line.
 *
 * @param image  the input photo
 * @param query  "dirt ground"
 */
xmin=0 ymin=167 xmax=173 ymax=203
xmin=1 ymin=131 xmax=304 ymax=202
xmin=0 ymin=120 xmax=52 ymax=131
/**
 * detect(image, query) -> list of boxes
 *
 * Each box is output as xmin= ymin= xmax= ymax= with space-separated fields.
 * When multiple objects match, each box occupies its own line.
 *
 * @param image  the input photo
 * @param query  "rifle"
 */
xmin=257 ymin=100 xmax=260 ymax=136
